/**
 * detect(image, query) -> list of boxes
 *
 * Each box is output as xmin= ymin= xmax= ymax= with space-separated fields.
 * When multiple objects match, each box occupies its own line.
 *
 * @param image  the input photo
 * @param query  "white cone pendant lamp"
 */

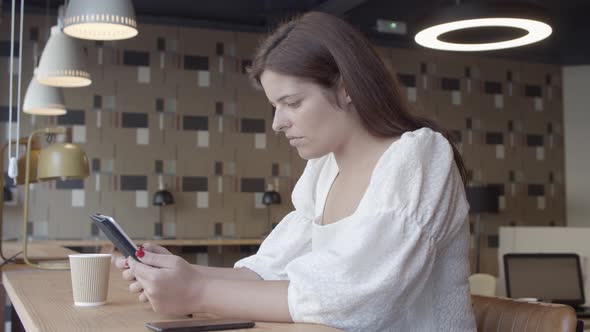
xmin=63 ymin=0 xmax=138 ymax=41
xmin=36 ymin=25 xmax=91 ymax=87
xmin=23 ymin=74 xmax=66 ymax=116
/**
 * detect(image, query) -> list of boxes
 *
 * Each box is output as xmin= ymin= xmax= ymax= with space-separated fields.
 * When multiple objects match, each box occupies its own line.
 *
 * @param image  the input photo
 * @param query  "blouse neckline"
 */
xmin=313 ymin=130 xmax=416 ymax=228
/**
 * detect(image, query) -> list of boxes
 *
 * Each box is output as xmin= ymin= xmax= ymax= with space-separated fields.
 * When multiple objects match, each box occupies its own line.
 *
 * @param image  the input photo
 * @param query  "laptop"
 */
xmin=504 ymin=253 xmax=590 ymax=318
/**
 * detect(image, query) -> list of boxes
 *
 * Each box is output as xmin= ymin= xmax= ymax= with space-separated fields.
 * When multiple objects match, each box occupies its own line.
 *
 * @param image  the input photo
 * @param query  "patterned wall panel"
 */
xmin=0 ymin=15 xmax=565 ymax=274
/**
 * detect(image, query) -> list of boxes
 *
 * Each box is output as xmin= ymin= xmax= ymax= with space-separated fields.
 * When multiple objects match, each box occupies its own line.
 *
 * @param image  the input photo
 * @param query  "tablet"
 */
xmin=89 ymin=213 xmax=138 ymax=260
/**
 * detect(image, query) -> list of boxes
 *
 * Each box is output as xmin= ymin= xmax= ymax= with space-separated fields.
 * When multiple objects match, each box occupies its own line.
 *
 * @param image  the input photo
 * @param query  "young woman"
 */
xmin=116 ymin=11 xmax=476 ymax=331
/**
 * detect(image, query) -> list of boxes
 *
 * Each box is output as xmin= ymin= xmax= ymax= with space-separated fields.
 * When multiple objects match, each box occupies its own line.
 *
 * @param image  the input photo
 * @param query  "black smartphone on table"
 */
xmin=145 ymin=318 xmax=255 ymax=331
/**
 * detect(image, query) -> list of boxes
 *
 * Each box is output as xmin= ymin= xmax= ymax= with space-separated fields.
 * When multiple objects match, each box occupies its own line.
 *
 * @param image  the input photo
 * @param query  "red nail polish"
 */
xmin=136 ymin=246 xmax=145 ymax=258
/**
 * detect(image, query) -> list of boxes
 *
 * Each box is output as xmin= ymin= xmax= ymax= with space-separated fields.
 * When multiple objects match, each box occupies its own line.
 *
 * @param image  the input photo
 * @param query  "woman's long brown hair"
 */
xmin=248 ymin=11 xmax=468 ymax=185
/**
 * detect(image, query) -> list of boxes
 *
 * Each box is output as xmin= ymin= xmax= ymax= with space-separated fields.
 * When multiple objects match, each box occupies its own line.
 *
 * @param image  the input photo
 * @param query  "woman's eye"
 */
xmin=287 ymin=101 xmax=301 ymax=108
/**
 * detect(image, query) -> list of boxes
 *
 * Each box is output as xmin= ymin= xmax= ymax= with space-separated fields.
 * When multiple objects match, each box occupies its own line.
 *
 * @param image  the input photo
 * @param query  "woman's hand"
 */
xmin=115 ymin=243 xmax=175 ymax=303
xmin=128 ymin=248 xmax=205 ymax=315
xmin=114 ymin=242 xmax=172 ymax=271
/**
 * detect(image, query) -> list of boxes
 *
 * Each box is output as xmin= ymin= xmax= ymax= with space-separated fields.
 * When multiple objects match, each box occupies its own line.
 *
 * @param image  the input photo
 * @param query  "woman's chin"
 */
xmin=295 ymin=147 xmax=325 ymax=160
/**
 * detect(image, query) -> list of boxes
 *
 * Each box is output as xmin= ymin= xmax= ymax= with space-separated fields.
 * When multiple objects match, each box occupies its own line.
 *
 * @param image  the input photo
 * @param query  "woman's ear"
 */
xmin=343 ymin=91 xmax=352 ymax=104
xmin=336 ymin=78 xmax=352 ymax=107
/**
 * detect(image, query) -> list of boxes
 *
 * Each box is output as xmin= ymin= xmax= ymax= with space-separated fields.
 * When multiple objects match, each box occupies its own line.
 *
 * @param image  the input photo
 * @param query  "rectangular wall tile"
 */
xmin=166 ymin=98 xmax=177 ymax=112
xmin=164 ymin=222 xmax=176 ymax=237
xmin=241 ymin=178 xmax=265 ymax=193
xmin=198 ymin=71 xmax=210 ymax=87
xmin=56 ymin=179 xmax=84 ymax=190
xmin=183 ymin=116 xmax=208 ymax=131
xmin=104 ymin=96 xmax=116 ymax=110
xmin=254 ymin=192 xmax=265 ymax=208
xmin=57 ymin=110 xmax=85 ymax=125
xmin=485 ymin=132 xmax=504 ymax=145
xmin=527 ymin=134 xmax=544 ymax=147
xmin=92 ymin=159 xmax=101 ymax=172
xmin=254 ymin=133 xmax=266 ymax=149
xmin=197 ymin=192 xmax=209 ymax=208
xmin=26 ymin=221 xmax=33 ymax=236
xmin=138 ymin=66 xmax=151 ymax=83
xmin=72 ymin=125 xmax=86 ymax=143
xmin=184 ymin=55 xmax=209 ymax=70
xmin=182 ymin=176 xmax=208 ymax=192
xmin=93 ymin=95 xmax=102 ymax=108
xmin=122 ymin=113 xmax=148 ymax=128
xmin=525 ymin=85 xmax=542 ymax=97
xmin=123 ymin=50 xmax=150 ymax=66
xmin=102 ymin=159 xmax=114 ymax=173
xmin=241 ymin=119 xmax=265 ymax=133
xmin=397 ymin=73 xmax=416 ymax=87
xmin=155 ymin=160 xmax=163 ymax=173
xmin=441 ymin=78 xmax=460 ymax=91
xmin=214 ymin=162 xmax=223 ymax=175
xmin=528 ymin=184 xmax=545 ymax=196
xmin=137 ymin=128 xmax=150 ymax=145
xmin=120 ymin=175 xmax=148 ymax=191
xmin=136 ymin=190 xmax=149 ymax=208
xmin=0 ymin=41 xmax=20 ymax=57
xmin=197 ymin=130 xmax=209 ymax=147
xmin=71 ymin=189 xmax=85 ymax=207
xmin=216 ymin=42 xmax=224 ymax=56
xmin=484 ymin=81 xmax=502 ymax=94
xmin=0 ymin=106 xmax=17 ymax=122
xmin=155 ymin=98 xmax=164 ymax=112
xmin=157 ymin=38 xmax=166 ymax=51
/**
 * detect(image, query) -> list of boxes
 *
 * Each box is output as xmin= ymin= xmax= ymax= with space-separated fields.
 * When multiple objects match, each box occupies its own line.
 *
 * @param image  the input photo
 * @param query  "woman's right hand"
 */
xmin=115 ymin=242 xmax=173 ymax=279
xmin=114 ymin=243 xmax=173 ymax=302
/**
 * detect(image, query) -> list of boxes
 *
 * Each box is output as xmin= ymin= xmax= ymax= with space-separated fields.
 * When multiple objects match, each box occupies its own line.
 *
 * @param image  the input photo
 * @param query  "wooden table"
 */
xmin=0 ymin=243 xmax=78 ymax=332
xmin=0 ymin=242 xmax=77 ymax=264
xmin=3 ymin=266 xmax=340 ymax=332
xmin=28 ymin=238 xmax=264 ymax=257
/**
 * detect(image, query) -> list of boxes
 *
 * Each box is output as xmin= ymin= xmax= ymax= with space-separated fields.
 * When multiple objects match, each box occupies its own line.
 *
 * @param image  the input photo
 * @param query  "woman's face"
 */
xmin=260 ymin=70 xmax=353 ymax=160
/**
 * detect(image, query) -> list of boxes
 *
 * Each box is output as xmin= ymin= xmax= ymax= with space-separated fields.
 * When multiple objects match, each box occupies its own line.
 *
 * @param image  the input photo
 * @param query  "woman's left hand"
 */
xmin=128 ymin=247 xmax=205 ymax=315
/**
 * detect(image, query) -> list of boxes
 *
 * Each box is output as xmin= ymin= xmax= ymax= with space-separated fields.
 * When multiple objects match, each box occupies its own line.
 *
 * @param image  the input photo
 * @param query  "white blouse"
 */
xmin=234 ymin=128 xmax=476 ymax=331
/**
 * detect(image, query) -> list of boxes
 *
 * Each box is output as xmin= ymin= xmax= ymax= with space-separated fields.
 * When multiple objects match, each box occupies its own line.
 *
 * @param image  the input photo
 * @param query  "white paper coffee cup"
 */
xmin=69 ymin=254 xmax=112 ymax=307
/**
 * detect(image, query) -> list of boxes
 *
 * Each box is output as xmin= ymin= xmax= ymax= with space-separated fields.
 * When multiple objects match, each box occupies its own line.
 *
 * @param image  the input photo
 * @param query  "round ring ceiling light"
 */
xmin=414 ymin=2 xmax=552 ymax=51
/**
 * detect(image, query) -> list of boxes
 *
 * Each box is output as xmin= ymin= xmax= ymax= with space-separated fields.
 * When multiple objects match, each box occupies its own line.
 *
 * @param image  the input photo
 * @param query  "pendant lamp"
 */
xmin=36 ymin=25 xmax=91 ymax=87
xmin=63 ymin=0 xmax=138 ymax=41
xmin=23 ymin=73 xmax=66 ymax=116
xmin=414 ymin=2 xmax=552 ymax=52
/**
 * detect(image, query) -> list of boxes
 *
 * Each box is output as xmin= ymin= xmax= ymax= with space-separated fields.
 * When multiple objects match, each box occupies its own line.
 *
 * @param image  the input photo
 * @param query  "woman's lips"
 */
xmin=288 ymin=137 xmax=304 ymax=146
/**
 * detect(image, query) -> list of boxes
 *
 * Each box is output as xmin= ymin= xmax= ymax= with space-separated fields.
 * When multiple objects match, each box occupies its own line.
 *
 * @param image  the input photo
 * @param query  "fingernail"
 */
xmin=136 ymin=246 xmax=145 ymax=258
xmin=124 ymin=259 xmax=129 ymax=268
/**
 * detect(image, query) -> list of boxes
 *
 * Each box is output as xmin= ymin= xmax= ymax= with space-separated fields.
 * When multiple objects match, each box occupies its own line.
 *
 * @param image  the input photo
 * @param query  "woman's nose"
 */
xmin=271 ymin=109 xmax=290 ymax=132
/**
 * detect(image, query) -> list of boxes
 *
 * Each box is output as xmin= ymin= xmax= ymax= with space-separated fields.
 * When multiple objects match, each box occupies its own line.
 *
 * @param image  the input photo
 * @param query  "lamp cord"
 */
xmin=6 ymin=0 xmax=24 ymax=183
xmin=0 ymin=250 xmax=22 ymax=267
xmin=15 ymin=0 xmax=24 ymax=155
xmin=7 ymin=0 xmax=15 ymax=166
xmin=45 ymin=0 xmax=48 ymax=42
